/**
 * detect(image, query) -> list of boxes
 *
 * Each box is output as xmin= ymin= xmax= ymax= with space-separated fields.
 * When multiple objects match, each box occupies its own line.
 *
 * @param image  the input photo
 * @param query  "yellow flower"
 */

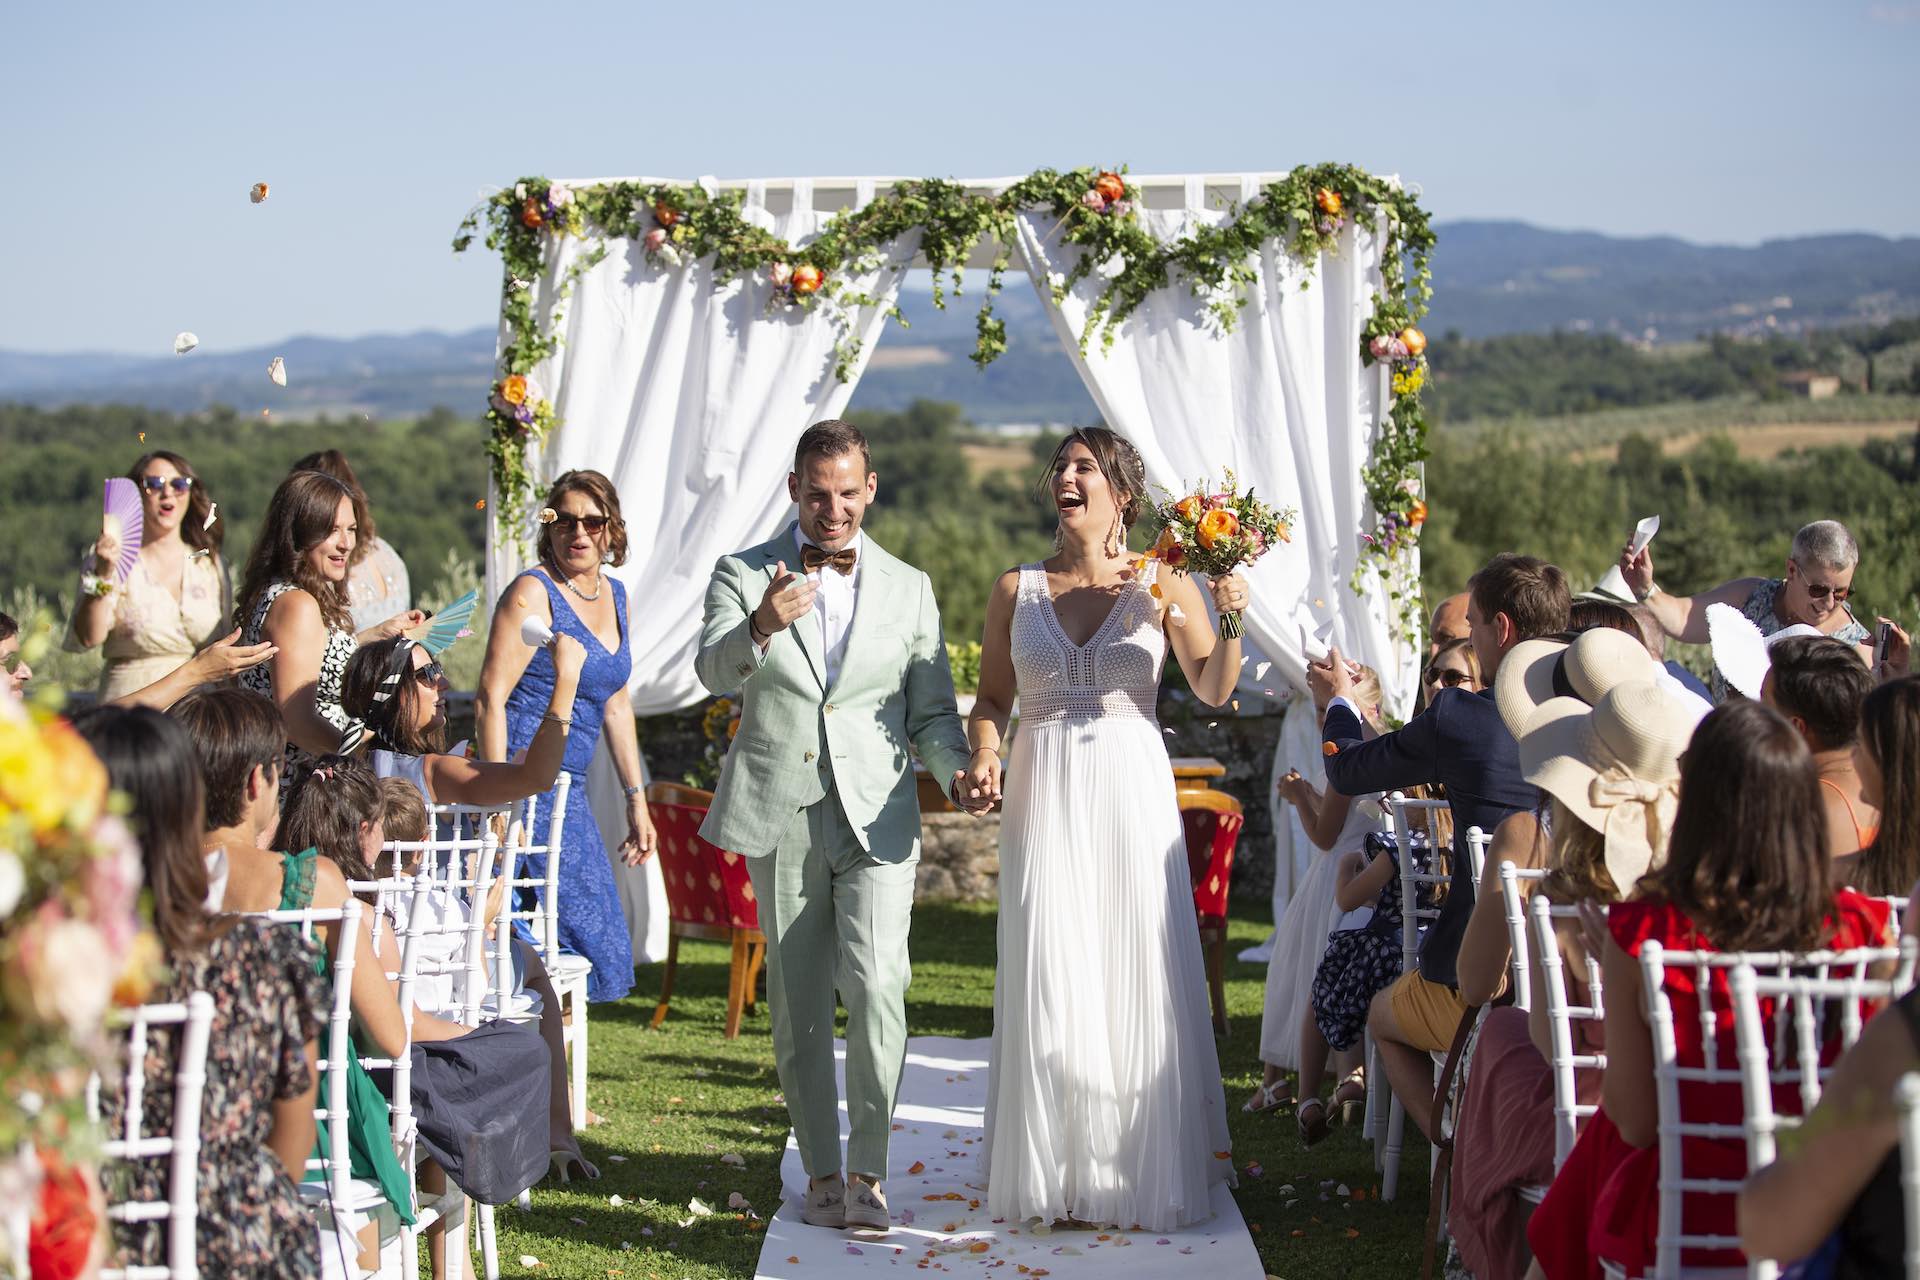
xmin=1196 ymin=507 xmax=1240 ymax=550
xmin=500 ymin=375 xmax=529 ymax=407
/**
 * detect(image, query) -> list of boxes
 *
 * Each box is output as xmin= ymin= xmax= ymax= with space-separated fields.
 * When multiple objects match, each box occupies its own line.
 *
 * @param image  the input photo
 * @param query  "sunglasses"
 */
xmin=1802 ymin=581 xmax=1852 ymax=603
xmin=549 ymin=514 xmax=609 ymax=536
xmin=412 ymin=660 xmax=444 ymax=687
xmin=141 ymin=476 xmax=194 ymax=494
xmin=1423 ymin=666 xmax=1473 ymax=688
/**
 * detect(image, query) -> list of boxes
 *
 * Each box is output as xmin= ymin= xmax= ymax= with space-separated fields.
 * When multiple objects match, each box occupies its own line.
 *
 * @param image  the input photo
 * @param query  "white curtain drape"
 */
xmin=486 ymin=178 xmax=920 ymax=960
xmin=1011 ymin=177 xmax=1416 ymax=717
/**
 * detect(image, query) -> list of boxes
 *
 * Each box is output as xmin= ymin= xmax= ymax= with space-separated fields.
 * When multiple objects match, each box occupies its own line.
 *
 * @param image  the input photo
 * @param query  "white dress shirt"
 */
xmin=795 ymin=526 xmax=864 ymax=688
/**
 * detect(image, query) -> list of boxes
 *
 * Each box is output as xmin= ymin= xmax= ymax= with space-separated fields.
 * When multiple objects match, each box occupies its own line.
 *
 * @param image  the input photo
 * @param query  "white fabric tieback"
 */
xmin=1587 ymin=771 xmax=1679 ymax=891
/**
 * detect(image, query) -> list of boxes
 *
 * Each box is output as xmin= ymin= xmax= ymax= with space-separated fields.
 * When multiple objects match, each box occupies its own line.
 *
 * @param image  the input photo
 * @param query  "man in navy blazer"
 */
xmin=1308 ymin=553 xmax=1570 ymax=1140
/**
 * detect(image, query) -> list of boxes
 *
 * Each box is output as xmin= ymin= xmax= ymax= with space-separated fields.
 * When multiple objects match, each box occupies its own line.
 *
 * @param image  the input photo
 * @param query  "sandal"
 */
xmin=1242 ymin=1079 xmax=1295 ymax=1114
xmin=1297 ymin=1097 xmax=1331 ymax=1148
xmin=1332 ymin=1068 xmax=1367 ymax=1128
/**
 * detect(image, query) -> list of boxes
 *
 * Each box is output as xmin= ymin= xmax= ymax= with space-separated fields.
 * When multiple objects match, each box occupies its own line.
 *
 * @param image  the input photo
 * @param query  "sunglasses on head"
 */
xmin=412 ymin=660 xmax=444 ymax=687
xmin=1424 ymin=665 xmax=1473 ymax=688
xmin=141 ymin=476 xmax=194 ymax=494
xmin=549 ymin=514 xmax=609 ymax=536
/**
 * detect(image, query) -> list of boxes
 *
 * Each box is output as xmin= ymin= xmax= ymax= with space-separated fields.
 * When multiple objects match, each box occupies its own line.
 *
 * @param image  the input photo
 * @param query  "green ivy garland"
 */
xmin=454 ymin=163 xmax=1436 ymax=637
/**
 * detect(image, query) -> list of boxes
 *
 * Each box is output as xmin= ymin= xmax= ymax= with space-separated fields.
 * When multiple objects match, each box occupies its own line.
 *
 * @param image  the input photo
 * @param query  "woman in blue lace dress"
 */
xmin=477 ymin=470 xmax=656 ymax=1004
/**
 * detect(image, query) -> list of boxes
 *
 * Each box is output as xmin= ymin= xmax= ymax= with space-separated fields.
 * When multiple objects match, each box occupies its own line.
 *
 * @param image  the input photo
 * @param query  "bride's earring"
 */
xmin=1053 ymin=524 xmax=1065 ymax=553
xmin=1105 ymin=515 xmax=1121 ymax=559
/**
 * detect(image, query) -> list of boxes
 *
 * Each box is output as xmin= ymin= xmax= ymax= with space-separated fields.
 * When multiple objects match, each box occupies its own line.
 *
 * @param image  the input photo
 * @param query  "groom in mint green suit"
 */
xmin=696 ymin=419 xmax=985 ymax=1232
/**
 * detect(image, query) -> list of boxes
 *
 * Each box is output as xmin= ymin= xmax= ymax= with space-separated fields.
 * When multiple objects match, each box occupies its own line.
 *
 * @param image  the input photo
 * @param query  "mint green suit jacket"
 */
xmin=695 ymin=525 xmax=972 ymax=861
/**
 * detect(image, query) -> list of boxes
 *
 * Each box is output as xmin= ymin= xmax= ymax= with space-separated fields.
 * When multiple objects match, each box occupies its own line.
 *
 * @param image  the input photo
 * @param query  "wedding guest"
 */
xmin=1739 ymin=945 xmax=1920 ymax=1274
xmin=1526 ymin=701 xmax=1891 ymax=1279
xmin=1567 ymin=597 xmax=1641 ymax=639
xmin=67 ymin=451 xmax=230 ymax=700
xmin=1413 ymin=636 xmax=1481 ymax=716
xmin=1449 ymin=679 xmax=1696 ymax=1280
xmin=0 ymin=611 xmax=28 ymax=696
xmin=170 ymin=687 xmax=419 ymax=1266
xmin=1247 ymin=664 xmax=1387 ymax=1116
xmin=68 ymin=704 xmax=326 ymax=1279
xmin=235 ymin=470 xmax=423 ymax=789
xmin=1620 ymin=518 xmax=1874 ymax=699
xmin=1762 ymin=635 xmax=1879 ymax=858
xmin=1626 ymin=599 xmax=1713 ymax=703
xmin=1833 ymin=675 xmax=1920 ymax=896
xmin=343 ymin=634 xmax=601 ymax=1181
xmin=1310 ymin=552 xmax=1569 ymax=1142
xmin=476 ymin=469 xmax=652 ymax=1005
xmin=289 ymin=450 xmax=413 ymax=634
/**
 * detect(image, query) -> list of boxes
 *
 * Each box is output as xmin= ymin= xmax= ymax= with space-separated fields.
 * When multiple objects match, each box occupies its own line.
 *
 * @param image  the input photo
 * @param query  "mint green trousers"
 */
xmin=746 ymin=792 xmax=916 ymax=1181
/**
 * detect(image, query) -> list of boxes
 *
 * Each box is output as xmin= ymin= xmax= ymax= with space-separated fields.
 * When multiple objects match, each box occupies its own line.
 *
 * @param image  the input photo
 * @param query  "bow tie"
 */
xmin=801 ymin=544 xmax=858 ymax=576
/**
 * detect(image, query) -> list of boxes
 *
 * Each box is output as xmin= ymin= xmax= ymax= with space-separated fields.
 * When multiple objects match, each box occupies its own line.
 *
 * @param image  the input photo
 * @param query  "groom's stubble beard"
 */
xmin=790 ymin=452 xmax=877 ymax=553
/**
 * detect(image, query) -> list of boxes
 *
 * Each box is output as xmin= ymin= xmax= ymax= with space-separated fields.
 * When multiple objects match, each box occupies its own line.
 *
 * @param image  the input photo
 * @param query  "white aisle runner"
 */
xmin=754 ymin=1037 xmax=1265 ymax=1279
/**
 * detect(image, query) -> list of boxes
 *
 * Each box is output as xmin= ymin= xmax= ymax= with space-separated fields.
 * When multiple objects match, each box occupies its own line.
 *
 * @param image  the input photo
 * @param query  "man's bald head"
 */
xmin=1429 ymin=593 xmax=1470 ymax=655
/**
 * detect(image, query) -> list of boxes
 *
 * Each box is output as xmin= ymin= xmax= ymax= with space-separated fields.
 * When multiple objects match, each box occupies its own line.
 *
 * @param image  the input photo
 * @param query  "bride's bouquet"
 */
xmin=1146 ymin=471 xmax=1295 ymax=639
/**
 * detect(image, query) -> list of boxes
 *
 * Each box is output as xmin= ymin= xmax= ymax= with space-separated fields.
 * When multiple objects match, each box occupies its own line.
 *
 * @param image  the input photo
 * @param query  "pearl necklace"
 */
xmin=562 ymin=572 xmax=603 ymax=602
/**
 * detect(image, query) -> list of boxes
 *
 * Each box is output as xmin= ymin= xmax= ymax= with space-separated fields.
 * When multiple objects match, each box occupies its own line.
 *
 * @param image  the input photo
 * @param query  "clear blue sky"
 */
xmin=5 ymin=0 xmax=1915 ymax=354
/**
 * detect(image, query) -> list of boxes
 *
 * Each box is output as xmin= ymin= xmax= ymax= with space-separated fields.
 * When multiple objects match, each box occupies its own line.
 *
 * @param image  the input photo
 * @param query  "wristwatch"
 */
xmin=1636 ymin=581 xmax=1659 ymax=604
xmin=623 ymin=784 xmax=643 ymax=799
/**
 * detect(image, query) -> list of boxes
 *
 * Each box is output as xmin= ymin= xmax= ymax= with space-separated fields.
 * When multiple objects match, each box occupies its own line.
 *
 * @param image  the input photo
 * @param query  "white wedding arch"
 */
xmin=471 ymin=169 xmax=1431 ymax=953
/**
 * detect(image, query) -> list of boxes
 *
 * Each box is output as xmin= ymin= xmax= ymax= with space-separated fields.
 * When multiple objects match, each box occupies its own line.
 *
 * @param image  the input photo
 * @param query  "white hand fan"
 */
xmin=520 ymin=613 xmax=555 ymax=649
xmin=1706 ymin=602 xmax=1770 ymax=700
xmin=102 ymin=478 xmax=144 ymax=585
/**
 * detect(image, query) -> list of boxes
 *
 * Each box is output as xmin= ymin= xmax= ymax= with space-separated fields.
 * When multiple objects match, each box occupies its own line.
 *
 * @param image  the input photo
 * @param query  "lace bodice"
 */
xmin=1011 ymin=562 xmax=1164 ymax=724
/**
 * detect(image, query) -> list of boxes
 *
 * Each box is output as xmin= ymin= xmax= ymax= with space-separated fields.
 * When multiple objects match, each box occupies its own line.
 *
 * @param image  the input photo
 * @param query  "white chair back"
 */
xmin=1529 ymin=890 xmax=1606 ymax=1173
xmin=253 ymin=901 xmax=364 ymax=1211
xmin=1385 ymin=792 xmax=1451 ymax=976
xmin=97 ymin=991 xmax=217 ymax=1280
xmin=1730 ymin=946 xmax=1913 ymax=1280
xmin=1465 ymin=825 xmax=1491 ymax=886
xmin=370 ymin=827 xmax=502 ymax=1027
xmin=1895 ymin=1072 xmax=1920 ymax=1280
xmin=1499 ymin=860 xmax=1548 ymax=1014
xmin=1640 ymin=939 xmax=1901 ymax=1279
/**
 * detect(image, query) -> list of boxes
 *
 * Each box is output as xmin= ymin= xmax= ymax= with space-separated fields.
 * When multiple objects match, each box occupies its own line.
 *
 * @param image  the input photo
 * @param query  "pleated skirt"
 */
xmin=981 ymin=712 xmax=1235 ymax=1230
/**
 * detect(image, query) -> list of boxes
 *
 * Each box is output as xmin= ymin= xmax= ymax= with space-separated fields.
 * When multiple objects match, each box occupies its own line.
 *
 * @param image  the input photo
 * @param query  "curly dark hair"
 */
xmin=1037 ymin=426 xmax=1149 ymax=529
xmin=1642 ymin=700 xmax=1829 ymax=952
xmin=128 ymin=450 xmax=223 ymax=556
xmin=235 ymin=470 xmax=358 ymax=634
xmin=537 ymin=469 xmax=628 ymax=577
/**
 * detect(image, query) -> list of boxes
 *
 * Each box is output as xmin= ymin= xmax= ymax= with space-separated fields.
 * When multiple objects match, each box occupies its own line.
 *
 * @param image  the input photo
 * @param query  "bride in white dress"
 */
xmin=957 ymin=427 xmax=1249 ymax=1231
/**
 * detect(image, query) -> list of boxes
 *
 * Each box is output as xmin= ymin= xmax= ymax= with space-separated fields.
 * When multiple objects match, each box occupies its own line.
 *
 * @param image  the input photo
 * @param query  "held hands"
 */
xmin=950 ymin=750 xmax=1001 ymax=817
xmin=1208 ymin=572 xmax=1250 ymax=619
xmin=752 ymin=560 xmax=817 ymax=642
xmin=186 ymin=628 xmax=278 ymax=682
xmin=618 ymin=796 xmax=657 ymax=866
xmin=1619 ymin=543 xmax=1654 ymax=598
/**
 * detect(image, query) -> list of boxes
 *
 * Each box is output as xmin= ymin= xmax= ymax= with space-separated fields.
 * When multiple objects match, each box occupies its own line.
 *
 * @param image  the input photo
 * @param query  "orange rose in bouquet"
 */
xmin=1147 ymin=470 xmax=1295 ymax=639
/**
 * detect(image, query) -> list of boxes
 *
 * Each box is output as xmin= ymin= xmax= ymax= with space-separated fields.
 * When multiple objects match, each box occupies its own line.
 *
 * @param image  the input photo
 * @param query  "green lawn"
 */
xmin=489 ymin=902 xmax=1431 ymax=1278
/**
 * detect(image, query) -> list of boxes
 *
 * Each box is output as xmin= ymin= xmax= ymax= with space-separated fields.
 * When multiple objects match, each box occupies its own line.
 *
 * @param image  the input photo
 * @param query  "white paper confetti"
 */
xmin=172 ymin=332 xmax=198 ymax=355
xmin=267 ymin=356 xmax=287 ymax=386
xmin=720 ymin=1153 xmax=745 ymax=1167
xmin=1254 ymin=660 xmax=1272 ymax=681
xmin=517 ymin=1256 xmax=539 ymax=1269
xmin=203 ymin=501 xmax=218 ymax=530
xmin=249 ymin=182 xmax=269 ymax=204
xmin=687 ymin=1197 xmax=714 ymax=1217
xmin=608 ymin=1194 xmax=626 ymax=1206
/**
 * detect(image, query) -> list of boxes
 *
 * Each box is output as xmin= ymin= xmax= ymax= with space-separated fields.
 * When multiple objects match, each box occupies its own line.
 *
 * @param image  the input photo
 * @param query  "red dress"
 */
xmin=1527 ymin=891 xmax=1891 ymax=1279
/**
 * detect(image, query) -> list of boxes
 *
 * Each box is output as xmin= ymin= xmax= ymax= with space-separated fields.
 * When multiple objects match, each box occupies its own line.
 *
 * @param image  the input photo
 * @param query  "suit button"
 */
xmin=803 ymin=751 xmax=815 ymax=762
xmin=824 ymin=703 xmax=835 ymax=714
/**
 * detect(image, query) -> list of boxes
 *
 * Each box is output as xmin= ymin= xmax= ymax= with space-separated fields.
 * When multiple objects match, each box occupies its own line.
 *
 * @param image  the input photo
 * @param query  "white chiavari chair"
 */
xmin=96 ymin=991 xmax=216 ymax=1280
xmin=253 ymin=900 xmax=399 ymax=1279
xmin=1498 ymin=859 xmax=1548 ymax=1015
xmin=1616 ymin=940 xmax=1904 ymax=1280
xmin=1730 ymin=943 xmax=1915 ymax=1280
xmin=1517 ymin=888 xmax=1609 ymax=1209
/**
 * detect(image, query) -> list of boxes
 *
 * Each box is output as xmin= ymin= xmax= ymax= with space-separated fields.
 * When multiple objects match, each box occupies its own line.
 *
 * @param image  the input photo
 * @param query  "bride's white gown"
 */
xmin=982 ymin=561 xmax=1235 ymax=1230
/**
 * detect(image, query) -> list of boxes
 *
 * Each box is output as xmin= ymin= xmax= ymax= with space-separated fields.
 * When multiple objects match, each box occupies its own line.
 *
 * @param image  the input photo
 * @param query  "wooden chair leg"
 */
xmin=743 ymin=938 xmax=766 ymax=1014
xmin=1207 ymin=935 xmax=1229 ymax=1037
xmin=651 ymin=933 xmax=681 ymax=1029
xmin=724 ymin=932 xmax=750 ymax=1040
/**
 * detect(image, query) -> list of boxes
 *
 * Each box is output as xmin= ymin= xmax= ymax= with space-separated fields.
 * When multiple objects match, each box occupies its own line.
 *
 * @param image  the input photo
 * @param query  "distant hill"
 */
xmin=3 ymin=222 xmax=1916 ymax=426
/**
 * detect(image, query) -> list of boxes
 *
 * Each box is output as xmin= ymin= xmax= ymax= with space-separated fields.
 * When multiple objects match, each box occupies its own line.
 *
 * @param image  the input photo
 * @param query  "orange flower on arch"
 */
xmin=519 ymin=198 xmax=545 ymax=229
xmin=1196 ymin=507 xmax=1240 ymax=550
xmin=500 ymin=375 xmax=529 ymax=406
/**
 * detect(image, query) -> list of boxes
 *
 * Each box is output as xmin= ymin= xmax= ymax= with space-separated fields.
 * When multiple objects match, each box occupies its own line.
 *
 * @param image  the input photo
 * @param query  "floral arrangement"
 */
xmin=1144 ymin=473 xmax=1296 ymax=638
xmin=455 ymin=162 xmax=1435 ymax=640
xmin=0 ymin=669 xmax=158 ymax=1242
xmin=683 ymin=696 xmax=737 ymax=791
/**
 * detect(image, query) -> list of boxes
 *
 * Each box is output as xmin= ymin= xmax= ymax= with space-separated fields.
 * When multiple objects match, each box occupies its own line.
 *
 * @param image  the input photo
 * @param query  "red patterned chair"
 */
xmin=646 ymin=782 xmax=765 ymax=1040
xmin=1180 ymin=789 xmax=1245 ymax=1037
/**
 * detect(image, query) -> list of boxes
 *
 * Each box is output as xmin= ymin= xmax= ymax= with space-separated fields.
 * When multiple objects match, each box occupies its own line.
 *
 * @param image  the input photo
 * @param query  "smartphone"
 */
xmin=1877 ymin=620 xmax=1894 ymax=670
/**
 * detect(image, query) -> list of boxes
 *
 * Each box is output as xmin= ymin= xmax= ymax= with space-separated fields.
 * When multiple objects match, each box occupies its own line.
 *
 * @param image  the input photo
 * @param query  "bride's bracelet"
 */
xmin=969 ymin=747 xmax=999 ymax=760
